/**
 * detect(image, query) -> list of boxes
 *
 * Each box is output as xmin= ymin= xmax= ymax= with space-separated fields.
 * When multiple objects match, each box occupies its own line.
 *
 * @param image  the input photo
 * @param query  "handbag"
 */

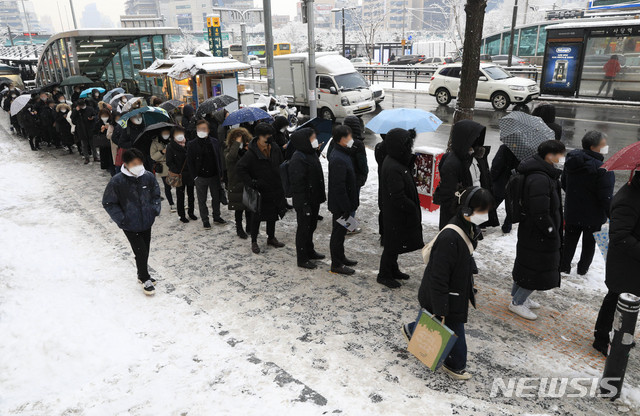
xmin=242 ymin=186 xmax=261 ymax=213
xmin=153 ymin=162 xmax=164 ymax=174
xmin=422 ymin=224 xmax=474 ymax=264
xmin=407 ymin=309 xmax=458 ymax=371
xmin=92 ymin=133 xmax=110 ymax=148
xmin=115 ymin=147 xmax=126 ymax=166
xmin=219 ymin=183 xmax=228 ymax=205
xmin=166 ymin=158 xmax=187 ymax=188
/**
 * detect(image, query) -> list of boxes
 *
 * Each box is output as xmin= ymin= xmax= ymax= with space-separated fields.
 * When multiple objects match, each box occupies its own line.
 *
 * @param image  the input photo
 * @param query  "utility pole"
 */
xmin=507 ymin=0 xmax=518 ymax=67
xmin=20 ymin=0 xmax=33 ymax=45
xmin=7 ymin=26 xmax=14 ymax=46
xmin=305 ymin=0 xmax=317 ymax=117
xmin=523 ymin=0 xmax=529 ymax=24
xmin=263 ymin=0 xmax=275 ymax=96
xmin=69 ymin=0 xmax=78 ymax=29
xmin=331 ymin=7 xmax=355 ymax=58
xmin=240 ymin=23 xmax=248 ymax=63
xmin=402 ymin=0 xmax=406 ymax=56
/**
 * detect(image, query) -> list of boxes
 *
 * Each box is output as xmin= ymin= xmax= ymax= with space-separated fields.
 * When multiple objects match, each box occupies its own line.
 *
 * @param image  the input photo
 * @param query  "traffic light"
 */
xmin=301 ymin=1 xmax=308 ymax=24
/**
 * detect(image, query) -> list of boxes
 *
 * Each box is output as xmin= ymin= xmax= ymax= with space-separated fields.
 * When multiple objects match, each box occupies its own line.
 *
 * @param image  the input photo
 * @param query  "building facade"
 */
xmin=125 ymin=0 xmax=161 ymax=16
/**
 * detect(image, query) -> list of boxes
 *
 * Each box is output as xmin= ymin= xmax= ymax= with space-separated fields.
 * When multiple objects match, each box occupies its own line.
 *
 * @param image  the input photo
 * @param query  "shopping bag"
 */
xmin=92 ymin=134 xmax=110 ymax=148
xmin=407 ymin=309 xmax=458 ymax=371
xmin=242 ymin=186 xmax=261 ymax=213
xmin=593 ymin=223 xmax=609 ymax=261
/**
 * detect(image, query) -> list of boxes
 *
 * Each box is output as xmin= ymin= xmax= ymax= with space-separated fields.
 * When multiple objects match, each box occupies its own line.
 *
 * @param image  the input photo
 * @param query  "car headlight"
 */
xmin=341 ymin=97 xmax=350 ymax=106
xmin=509 ymin=85 xmax=525 ymax=91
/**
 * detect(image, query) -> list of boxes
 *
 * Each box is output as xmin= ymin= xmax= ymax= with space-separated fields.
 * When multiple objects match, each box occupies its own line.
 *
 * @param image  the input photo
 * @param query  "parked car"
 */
xmin=388 ymin=54 xmax=425 ymax=65
xmin=420 ymin=56 xmax=455 ymax=67
xmin=351 ymin=57 xmax=370 ymax=64
xmin=428 ymin=63 xmax=540 ymax=110
xmin=491 ymin=54 xmax=529 ymax=66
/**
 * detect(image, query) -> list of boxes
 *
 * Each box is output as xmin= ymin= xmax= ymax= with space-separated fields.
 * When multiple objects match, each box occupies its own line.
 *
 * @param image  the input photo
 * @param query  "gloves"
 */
xmin=250 ymin=179 xmax=259 ymax=189
xmin=341 ymin=211 xmax=351 ymax=221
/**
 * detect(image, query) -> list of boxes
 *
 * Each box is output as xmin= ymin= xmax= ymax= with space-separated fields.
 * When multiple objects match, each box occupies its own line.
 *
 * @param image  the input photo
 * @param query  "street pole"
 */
xmin=507 ymin=0 xmax=518 ymax=67
xmin=240 ymin=22 xmax=248 ymax=64
xmin=523 ymin=0 xmax=529 ymax=24
xmin=305 ymin=0 xmax=317 ymax=117
xmin=20 ymin=0 xmax=33 ymax=45
xmin=69 ymin=0 xmax=78 ymax=29
xmin=7 ymin=26 xmax=14 ymax=46
xmin=263 ymin=0 xmax=276 ymax=96
xmin=402 ymin=0 xmax=406 ymax=56
xmin=341 ymin=8 xmax=346 ymax=57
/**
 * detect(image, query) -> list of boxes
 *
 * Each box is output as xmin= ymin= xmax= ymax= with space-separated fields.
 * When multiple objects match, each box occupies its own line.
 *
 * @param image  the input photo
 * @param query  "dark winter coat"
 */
xmin=434 ymin=120 xmax=491 ymax=229
xmin=327 ymin=143 xmax=358 ymax=215
xmin=39 ymin=106 xmax=57 ymax=137
xmin=166 ymin=140 xmax=193 ymax=186
xmin=605 ymin=173 xmax=640 ymax=296
xmin=418 ymin=213 xmax=478 ymax=323
xmin=224 ymin=140 xmax=248 ymax=210
xmin=490 ymin=144 xmax=520 ymax=202
xmin=181 ymin=104 xmax=197 ymax=141
xmin=379 ymin=133 xmax=423 ymax=254
xmin=375 ymin=139 xmax=387 ymax=210
xmin=71 ymin=106 xmax=96 ymax=141
xmin=272 ymin=116 xmax=290 ymax=149
xmin=512 ymin=155 xmax=563 ymax=291
xmin=102 ymin=169 xmax=161 ymax=232
xmin=327 ymin=138 xmax=368 ymax=188
xmin=186 ymin=135 xmax=224 ymax=179
xmin=343 ymin=115 xmax=363 ymax=140
xmin=561 ymin=149 xmax=615 ymax=230
xmin=111 ymin=122 xmax=145 ymax=150
xmin=210 ymin=109 xmax=228 ymax=142
xmin=289 ymin=128 xmax=326 ymax=212
xmin=20 ymin=100 xmax=42 ymax=137
xmin=532 ymin=104 xmax=562 ymax=141
xmin=54 ymin=106 xmax=74 ymax=145
xmin=236 ymin=138 xmax=287 ymax=221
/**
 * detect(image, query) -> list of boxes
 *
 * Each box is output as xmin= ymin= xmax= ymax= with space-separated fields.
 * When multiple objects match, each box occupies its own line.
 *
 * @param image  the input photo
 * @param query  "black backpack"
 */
xmin=504 ymin=169 xmax=526 ymax=223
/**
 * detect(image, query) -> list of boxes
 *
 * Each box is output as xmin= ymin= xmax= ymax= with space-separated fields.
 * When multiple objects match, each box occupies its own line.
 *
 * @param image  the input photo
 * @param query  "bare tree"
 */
xmin=352 ymin=3 xmax=389 ymax=63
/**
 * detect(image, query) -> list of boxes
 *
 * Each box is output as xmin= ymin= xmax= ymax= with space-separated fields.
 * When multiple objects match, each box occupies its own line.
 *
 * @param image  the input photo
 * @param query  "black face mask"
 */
xmin=473 ymin=146 xmax=486 ymax=159
xmin=266 ymin=136 xmax=274 ymax=144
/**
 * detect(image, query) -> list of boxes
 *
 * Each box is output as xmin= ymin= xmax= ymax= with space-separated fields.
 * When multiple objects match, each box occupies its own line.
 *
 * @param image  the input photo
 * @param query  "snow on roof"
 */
xmin=546 ymin=18 xmax=640 ymax=30
xmin=140 ymin=57 xmax=250 ymax=80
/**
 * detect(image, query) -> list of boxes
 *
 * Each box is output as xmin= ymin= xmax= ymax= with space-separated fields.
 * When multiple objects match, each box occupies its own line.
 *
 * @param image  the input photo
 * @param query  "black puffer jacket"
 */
xmin=223 ymin=140 xmax=248 ymax=210
xmin=272 ymin=116 xmax=290 ymax=149
xmin=181 ymin=104 xmax=196 ymax=141
xmin=289 ymin=128 xmax=326 ymax=211
xmin=71 ymin=106 xmax=96 ymax=141
xmin=111 ymin=122 xmax=145 ymax=150
xmin=512 ymin=155 xmax=563 ymax=291
xmin=379 ymin=128 xmax=423 ymax=254
xmin=327 ymin=143 xmax=358 ymax=215
xmin=532 ymin=104 xmax=562 ymax=141
xmin=561 ymin=149 xmax=614 ymax=230
xmin=605 ymin=172 xmax=640 ymax=296
xmin=491 ymin=144 xmax=520 ymax=202
xmin=236 ymin=138 xmax=287 ymax=221
xmin=418 ymin=213 xmax=478 ymax=323
xmin=166 ymin=140 xmax=193 ymax=186
xmin=343 ymin=115 xmax=363 ymax=139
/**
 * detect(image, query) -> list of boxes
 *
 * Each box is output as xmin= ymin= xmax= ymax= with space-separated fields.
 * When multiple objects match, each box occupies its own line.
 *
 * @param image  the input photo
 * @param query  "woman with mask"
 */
xmin=150 ymin=127 xmax=175 ymax=212
xmin=166 ymin=126 xmax=197 ymax=223
xmin=403 ymin=186 xmax=495 ymax=380
xmin=94 ymin=108 xmax=116 ymax=175
xmin=111 ymin=113 xmax=145 ymax=169
xmin=224 ymin=127 xmax=253 ymax=238
xmin=272 ymin=116 xmax=290 ymax=150
xmin=510 ymin=140 xmax=566 ymax=320
xmin=116 ymin=95 xmax=128 ymax=114
xmin=55 ymin=102 xmax=75 ymax=154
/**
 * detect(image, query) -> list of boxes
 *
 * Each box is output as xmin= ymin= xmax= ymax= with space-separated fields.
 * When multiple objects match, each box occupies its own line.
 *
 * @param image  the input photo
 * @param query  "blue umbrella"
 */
xmin=222 ymin=107 xmax=272 ymax=126
xmin=103 ymin=87 xmax=124 ymax=103
xmin=79 ymin=87 xmax=105 ymax=98
xmin=118 ymin=106 xmax=170 ymax=128
xmin=365 ymin=108 xmax=442 ymax=134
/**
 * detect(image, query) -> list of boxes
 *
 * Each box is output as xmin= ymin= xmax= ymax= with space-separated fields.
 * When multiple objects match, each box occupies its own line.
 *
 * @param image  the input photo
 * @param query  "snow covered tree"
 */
xmin=169 ymin=33 xmax=207 ymax=56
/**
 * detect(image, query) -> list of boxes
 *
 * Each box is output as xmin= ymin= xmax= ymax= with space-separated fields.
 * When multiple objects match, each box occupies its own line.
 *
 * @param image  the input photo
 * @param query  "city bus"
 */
xmin=229 ymin=43 xmax=291 ymax=60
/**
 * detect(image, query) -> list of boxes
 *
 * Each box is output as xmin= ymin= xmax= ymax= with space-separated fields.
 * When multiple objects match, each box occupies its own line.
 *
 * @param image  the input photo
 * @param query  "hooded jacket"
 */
xmin=224 ymin=139 xmax=248 ymax=210
xmin=289 ymin=128 xmax=326 ymax=211
xmin=210 ymin=109 xmax=228 ymax=143
xmin=512 ymin=155 xmax=563 ymax=291
xmin=343 ymin=116 xmax=363 ymax=140
xmin=54 ymin=104 xmax=74 ymax=144
xmin=181 ymin=104 xmax=196 ymax=140
xmin=328 ymin=142 xmax=358 ymax=215
xmin=562 ymin=149 xmax=615 ymax=230
xmin=379 ymin=128 xmax=423 ymax=254
xmin=532 ymin=104 xmax=562 ymax=141
xmin=272 ymin=116 xmax=290 ymax=149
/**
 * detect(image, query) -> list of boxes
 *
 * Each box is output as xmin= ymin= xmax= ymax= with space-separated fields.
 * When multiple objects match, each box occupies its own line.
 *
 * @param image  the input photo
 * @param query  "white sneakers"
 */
xmin=523 ymin=298 xmax=540 ymax=309
xmin=508 ymin=301 xmax=538 ymax=320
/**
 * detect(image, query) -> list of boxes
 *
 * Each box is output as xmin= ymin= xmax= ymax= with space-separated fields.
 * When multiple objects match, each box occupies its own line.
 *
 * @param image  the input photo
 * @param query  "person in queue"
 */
xmin=166 ymin=126 xmax=197 ymax=224
xmin=150 ymin=126 xmax=175 ymax=213
xmin=224 ymin=127 xmax=253 ymax=239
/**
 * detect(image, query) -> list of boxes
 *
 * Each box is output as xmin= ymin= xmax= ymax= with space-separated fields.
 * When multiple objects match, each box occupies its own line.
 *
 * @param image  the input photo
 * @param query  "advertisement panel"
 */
xmin=207 ymin=16 xmax=223 ymax=57
xmin=588 ymin=0 xmax=640 ymax=10
xmin=541 ymin=43 xmax=582 ymax=95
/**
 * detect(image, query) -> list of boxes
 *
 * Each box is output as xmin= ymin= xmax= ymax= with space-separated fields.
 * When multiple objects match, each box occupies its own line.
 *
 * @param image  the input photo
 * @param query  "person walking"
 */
xmin=236 ymin=123 xmax=287 ymax=254
xmin=166 ymin=126 xmax=197 ymax=223
xmin=490 ymin=143 xmax=520 ymax=233
xmin=377 ymin=128 xmax=424 ymax=288
xmin=560 ymin=131 xmax=615 ymax=275
xmin=187 ymin=119 xmax=226 ymax=229
xmin=289 ymin=128 xmax=326 ymax=269
xmin=71 ymin=98 xmax=98 ymax=164
xmin=510 ymin=140 xmax=566 ymax=320
xmin=403 ymin=186 xmax=495 ymax=380
xmin=150 ymin=127 xmax=175 ymax=213
xmin=593 ymin=171 xmax=640 ymax=356
xmin=224 ymin=127 xmax=253 ymax=238
xmin=327 ymin=125 xmax=359 ymax=275
xmin=102 ymin=148 xmax=161 ymax=296
xmin=532 ymin=103 xmax=562 ymax=141
xmin=597 ymin=55 xmax=621 ymax=97
xmin=94 ymin=108 xmax=116 ymax=175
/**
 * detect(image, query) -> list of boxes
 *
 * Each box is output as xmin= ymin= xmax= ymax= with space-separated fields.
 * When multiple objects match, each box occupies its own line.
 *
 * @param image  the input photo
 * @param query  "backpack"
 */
xmin=280 ymin=159 xmax=292 ymax=198
xmin=422 ymin=224 xmax=474 ymax=264
xmin=504 ymin=169 xmax=527 ymax=224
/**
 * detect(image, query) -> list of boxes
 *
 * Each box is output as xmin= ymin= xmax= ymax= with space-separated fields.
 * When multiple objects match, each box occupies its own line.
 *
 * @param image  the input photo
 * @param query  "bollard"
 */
xmin=599 ymin=293 xmax=640 ymax=400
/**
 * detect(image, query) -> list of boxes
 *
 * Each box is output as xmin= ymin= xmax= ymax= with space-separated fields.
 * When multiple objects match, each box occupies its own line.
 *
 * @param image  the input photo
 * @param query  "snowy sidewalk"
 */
xmin=0 ymin=115 xmax=638 ymax=415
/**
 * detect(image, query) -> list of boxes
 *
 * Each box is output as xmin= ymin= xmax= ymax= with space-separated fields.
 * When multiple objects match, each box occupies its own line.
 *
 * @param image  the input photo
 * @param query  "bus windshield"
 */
xmin=334 ymin=72 xmax=368 ymax=91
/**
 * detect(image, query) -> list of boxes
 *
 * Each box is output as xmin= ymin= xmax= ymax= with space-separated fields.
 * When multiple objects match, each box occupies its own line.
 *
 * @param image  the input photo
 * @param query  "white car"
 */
xmin=428 ymin=63 xmax=540 ymax=110
xmin=370 ymin=84 xmax=385 ymax=104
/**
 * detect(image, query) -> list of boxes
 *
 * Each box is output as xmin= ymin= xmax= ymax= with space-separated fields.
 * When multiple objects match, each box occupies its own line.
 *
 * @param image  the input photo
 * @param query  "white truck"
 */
xmin=273 ymin=52 xmax=376 ymax=121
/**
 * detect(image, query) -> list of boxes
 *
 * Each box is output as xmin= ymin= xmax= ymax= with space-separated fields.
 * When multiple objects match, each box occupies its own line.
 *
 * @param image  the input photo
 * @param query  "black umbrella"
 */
xmin=196 ymin=95 xmax=237 ymax=116
xmin=0 ymin=77 xmax=13 ymax=87
xmin=41 ymin=82 xmax=60 ymax=92
xmin=297 ymin=117 xmax=333 ymax=145
xmin=59 ymin=75 xmax=93 ymax=87
xmin=159 ymin=99 xmax=183 ymax=112
xmin=133 ymin=122 xmax=176 ymax=146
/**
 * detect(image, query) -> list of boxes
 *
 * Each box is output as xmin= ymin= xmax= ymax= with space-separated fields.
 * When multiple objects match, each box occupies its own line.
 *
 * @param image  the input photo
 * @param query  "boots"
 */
xmin=236 ymin=222 xmax=248 ymax=239
xmin=28 ymin=137 xmax=36 ymax=151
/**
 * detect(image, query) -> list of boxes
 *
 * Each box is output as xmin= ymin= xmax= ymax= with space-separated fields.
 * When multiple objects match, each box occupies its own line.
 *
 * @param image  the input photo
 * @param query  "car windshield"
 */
xmin=334 ymin=72 xmax=368 ymax=90
xmin=483 ymin=66 xmax=513 ymax=80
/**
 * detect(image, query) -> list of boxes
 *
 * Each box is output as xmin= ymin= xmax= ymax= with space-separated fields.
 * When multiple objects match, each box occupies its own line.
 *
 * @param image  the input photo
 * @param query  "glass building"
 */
xmin=482 ymin=22 xmax=550 ymax=64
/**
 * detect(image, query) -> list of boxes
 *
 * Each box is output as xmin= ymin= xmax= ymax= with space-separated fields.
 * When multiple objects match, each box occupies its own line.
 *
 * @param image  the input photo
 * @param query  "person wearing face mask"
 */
xmin=377 ymin=128 xmax=424 ymax=288
xmin=288 ymin=128 xmax=327 ymax=269
xmin=327 ymin=125 xmax=359 ymax=274
xmin=116 ymin=96 xmax=129 ymax=114
xmin=71 ymin=86 xmax=82 ymax=103
xmin=186 ymin=120 xmax=226 ymax=229
xmin=433 ymin=120 xmax=495 ymax=230
xmin=272 ymin=116 xmax=290 ymax=150
xmin=111 ymin=113 xmax=146 ymax=168
xmin=224 ymin=127 xmax=253 ymax=237
xmin=88 ymin=89 xmax=102 ymax=110
xmin=403 ymin=186 xmax=495 ymax=381
xmin=150 ymin=128 xmax=175 ymax=212
xmin=560 ymin=131 xmax=615 ymax=276
xmin=55 ymin=102 xmax=75 ymax=153
xmin=102 ymin=148 xmax=162 ymax=296
xmin=510 ymin=140 xmax=566 ymax=320
xmin=181 ymin=104 xmax=196 ymax=140
xmin=20 ymin=93 xmax=43 ymax=151
xmin=166 ymin=126 xmax=197 ymax=223
xmin=236 ymin=122 xmax=287 ymax=254
xmin=71 ymin=98 xmax=98 ymax=164
xmin=40 ymin=99 xmax=60 ymax=148
xmin=93 ymin=108 xmax=116 ymax=175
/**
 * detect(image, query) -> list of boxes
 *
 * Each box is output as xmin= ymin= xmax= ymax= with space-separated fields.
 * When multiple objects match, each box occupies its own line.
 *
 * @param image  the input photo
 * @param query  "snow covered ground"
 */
xmin=0 ymin=115 xmax=638 ymax=415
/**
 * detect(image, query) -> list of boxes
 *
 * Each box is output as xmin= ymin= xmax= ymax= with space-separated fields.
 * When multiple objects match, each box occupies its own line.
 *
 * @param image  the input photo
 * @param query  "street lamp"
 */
xmin=331 ymin=6 xmax=356 ymax=58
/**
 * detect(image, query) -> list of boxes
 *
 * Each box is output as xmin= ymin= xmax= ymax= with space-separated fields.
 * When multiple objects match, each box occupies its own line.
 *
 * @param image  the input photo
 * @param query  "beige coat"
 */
xmin=106 ymin=124 xmax=118 ymax=162
xmin=150 ymin=138 xmax=169 ymax=177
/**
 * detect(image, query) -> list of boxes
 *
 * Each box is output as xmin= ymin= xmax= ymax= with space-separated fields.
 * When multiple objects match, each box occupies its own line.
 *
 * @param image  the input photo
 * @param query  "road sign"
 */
xmin=207 ymin=15 xmax=223 ymax=57
xmin=221 ymin=32 xmax=229 ymax=41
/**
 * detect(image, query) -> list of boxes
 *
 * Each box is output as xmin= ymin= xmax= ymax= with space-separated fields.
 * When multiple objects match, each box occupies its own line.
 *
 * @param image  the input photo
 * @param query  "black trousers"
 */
xmin=594 ymin=291 xmax=620 ymax=345
xmin=295 ymin=204 xmax=319 ymax=263
xmin=251 ymin=216 xmax=275 ymax=242
xmin=175 ymin=184 xmax=195 ymax=218
xmin=194 ymin=176 xmax=221 ymax=222
xmin=598 ymin=76 xmax=615 ymax=96
xmin=123 ymin=229 xmax=152 ymax=282
xmin=235 ymin=209 xmax=252 ymax=232
xmin=379 ymin=248 xmax=399 ymax=279
xmin=561 ymin=225 xmax=596 ymax=274
xmin=161 ymin=176 xmax=174 ymax=206
xmin=330 ymin=213 xmax=348 ymax=267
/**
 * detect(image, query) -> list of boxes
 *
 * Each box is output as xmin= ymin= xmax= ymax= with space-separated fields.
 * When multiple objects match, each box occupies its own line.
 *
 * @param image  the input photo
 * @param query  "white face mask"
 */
xmin=280 ymin=127 xmax=286 ymax=133
xmin=130 ymin=116 xmax=142 ymax=125
xmin=60 ymin=109 xmax=67 ymax=113
xmin=599 ymin=145 xmax=609 ymax=155
xmin=311 ymin=139 xmax=319 ymax=149
xmin=346 ymin=139 xmax=354 ymax=148
xmin=161 ymin=132 xmax=170 ymax=140
xmin=174 ymin=134 xmax=185 ymax=142
xmin=470 ymin=212 xmax=489 ymax=225
xmin=553 ymin=156 xmax=565 ymax=169
xmin=197 ymin=131 xmax=208 ymax=139
xmin=121 ymin=98 xmax=128 ymax=103
xmin=58 ymin=99 xmax=65 ymax=103
xmin=128 ymin=164 xmax=145 ymax=177
xmin=101 ymin=117 xmax=109 ymax=123
xmin=80 ymin=105 xmax=86 ymax=110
